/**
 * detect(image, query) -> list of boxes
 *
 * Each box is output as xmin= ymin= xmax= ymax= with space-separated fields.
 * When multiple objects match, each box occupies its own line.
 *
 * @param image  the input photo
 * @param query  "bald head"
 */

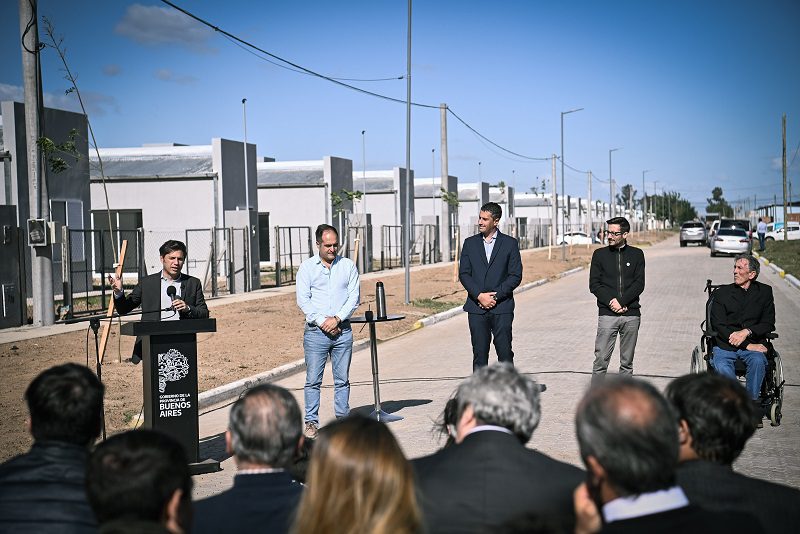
xmin=576 ymin=377 xmax=678 ymax=497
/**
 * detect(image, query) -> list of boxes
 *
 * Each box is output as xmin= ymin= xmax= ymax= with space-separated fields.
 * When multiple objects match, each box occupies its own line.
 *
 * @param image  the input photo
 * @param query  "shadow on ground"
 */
xmin=351 ymin=398 xmax=432 ymax=416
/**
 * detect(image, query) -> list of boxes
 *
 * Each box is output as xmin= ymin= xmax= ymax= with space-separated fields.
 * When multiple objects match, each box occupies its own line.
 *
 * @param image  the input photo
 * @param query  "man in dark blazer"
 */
xmin=667 ymin=373 xmax=800 ymax=533
xmin=459 ymin=202 xmax=522 ymax=371
xmin=110 ymin=239 xmax=209 ymax=361
xmin=573 ymin=376 xmax=761 ymax=534
xmin=193 ymin=384 xmax=304 ymax=534
xmin=413 ymin=364 xmax=584 ymax=533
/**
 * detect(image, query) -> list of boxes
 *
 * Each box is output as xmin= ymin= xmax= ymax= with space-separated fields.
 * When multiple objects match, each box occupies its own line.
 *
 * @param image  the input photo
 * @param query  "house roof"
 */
xmin=90 ymin=145 xmax=214 ymax=179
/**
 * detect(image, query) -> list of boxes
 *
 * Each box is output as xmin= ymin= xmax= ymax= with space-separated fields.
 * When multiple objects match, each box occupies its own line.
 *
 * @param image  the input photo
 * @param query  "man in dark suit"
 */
xmin=459 ymin=202 xmax=522 ymax=371
xmin=194 ymin=384 xmax=304 ymax=534
xmin=413 ymin=364 xmax=584 ymax=533
xmin=110 ymin=239 xmax=209 ymax=361
xmin=573 ymin=376 xmax=762 ymax=533
xmin=667 ymin=373 xmax=800 ymax=533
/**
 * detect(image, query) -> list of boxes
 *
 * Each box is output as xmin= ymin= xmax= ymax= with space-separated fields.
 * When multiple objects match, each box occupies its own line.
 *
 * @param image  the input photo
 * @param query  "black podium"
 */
xmin=121 ymin=318 xmax=219 ymax=475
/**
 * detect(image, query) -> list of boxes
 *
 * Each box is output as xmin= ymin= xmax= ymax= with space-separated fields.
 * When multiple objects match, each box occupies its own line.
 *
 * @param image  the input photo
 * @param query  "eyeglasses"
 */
xmin=607 ymin=230 xmax=625 ymax=236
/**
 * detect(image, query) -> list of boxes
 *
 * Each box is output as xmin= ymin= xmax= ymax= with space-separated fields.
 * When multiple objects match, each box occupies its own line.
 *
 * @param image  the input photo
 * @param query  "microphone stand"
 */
xmin=60 ymin=306 xmax=176 ymax=441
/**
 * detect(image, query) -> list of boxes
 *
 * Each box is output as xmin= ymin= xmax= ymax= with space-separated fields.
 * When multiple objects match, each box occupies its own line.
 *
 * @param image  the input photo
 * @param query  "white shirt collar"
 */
xmin=465 ymin=424 xmax=513 ymax=437
xmin=603 ymin=486 xmax=689 ymax=523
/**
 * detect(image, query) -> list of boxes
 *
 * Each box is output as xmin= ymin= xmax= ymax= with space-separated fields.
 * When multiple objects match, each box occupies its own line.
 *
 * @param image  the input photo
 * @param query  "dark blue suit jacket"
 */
xmin=459 ymin=230 xmax=522 ymax=314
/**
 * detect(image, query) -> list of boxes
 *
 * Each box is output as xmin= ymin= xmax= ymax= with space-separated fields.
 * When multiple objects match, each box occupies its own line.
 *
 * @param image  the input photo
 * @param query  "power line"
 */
xmin=160 ymin=0 xmax=556 ymax=165
xmin=159 ymin=0 xmax=438 ymax=109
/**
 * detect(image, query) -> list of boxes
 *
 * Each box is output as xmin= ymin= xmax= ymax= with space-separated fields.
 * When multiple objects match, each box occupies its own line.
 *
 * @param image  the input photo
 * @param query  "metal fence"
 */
xmin=412 ymin=224 xmax=438 ymax=265
xmin=275 ymin=226 xmax=313 ymax=287
xmin=380 ymin=225 xmax=403 ymax=270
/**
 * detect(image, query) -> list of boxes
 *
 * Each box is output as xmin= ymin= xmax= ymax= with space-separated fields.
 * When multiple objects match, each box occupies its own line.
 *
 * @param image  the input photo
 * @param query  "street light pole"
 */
xmin=242 ymin=98 xmax=250 ymax=210
xmin=362 ymin=130 xmax=367 ymax=217
xmin=478 ymin=161 xmax=482 ymax=182
xmin=641 ymin=171 xmax=648 ymax=232
xmin=431 ymin=148 xmax=436 ymax=222
xmin=560 ymin=108 xmax=583 ymax=260
xmin=609 ymin=148 xmax=621 ymax=218
xmin=653 ymin=180 xmax=659 ymax=230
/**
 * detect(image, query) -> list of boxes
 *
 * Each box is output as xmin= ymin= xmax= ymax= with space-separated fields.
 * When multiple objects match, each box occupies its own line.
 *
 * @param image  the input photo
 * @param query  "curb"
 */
xmin=753 ymin=252 xmax=799 ymax=290
xmin=195 ymin=265 xmax=586 ymax=412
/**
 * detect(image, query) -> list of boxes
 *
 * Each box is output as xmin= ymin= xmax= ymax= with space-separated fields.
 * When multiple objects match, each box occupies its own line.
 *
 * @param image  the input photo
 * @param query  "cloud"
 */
xmin=0 ymin=83 xmax=118 ymax=117
xmin=115 ymin=4 xmax=216 ymax=53
xmin=103 ymin=64 xmax=121 ymax=76
xmin=154 ymin=69 xmax=198 ymax=85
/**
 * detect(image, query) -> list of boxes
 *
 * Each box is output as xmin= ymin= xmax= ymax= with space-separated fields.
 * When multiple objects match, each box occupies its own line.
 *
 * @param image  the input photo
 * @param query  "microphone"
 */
xmin=166 ymin=285 xmax=181 ymax=312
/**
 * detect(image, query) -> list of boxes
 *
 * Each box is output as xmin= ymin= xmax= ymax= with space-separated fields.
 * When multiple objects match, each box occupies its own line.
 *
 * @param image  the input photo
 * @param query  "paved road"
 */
xmin=193 ymin=235 xmax=800 ymax=498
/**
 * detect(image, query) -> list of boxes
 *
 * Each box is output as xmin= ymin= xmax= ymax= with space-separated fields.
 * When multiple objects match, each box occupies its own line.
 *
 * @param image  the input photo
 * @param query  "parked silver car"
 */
xmin=710 ymin=228 xmax=751 ymax=257
xmin=679 ymin=221 xmax=707 ymax=246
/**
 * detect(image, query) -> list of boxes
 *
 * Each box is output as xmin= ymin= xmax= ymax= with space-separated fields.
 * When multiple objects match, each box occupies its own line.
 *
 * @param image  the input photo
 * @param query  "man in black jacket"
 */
xmin=0 ymin=363 xmax=104 ymax=533
xmin=589 ymin=217 xmax=645 ymax=380
xmin=110 ymin=239 xmax=209 ymax=362
xmin=194 ymin=384 xmax=304 ymax=534
xmin=459 ymin=202 xmax=523 ymax=371
xmin=709 ymin=254 xmax=774 ymax=401
xmin=413 ymin=364 xmax=584 ymax=533
xmin=667 ymin=373 xmax=800 ymax=533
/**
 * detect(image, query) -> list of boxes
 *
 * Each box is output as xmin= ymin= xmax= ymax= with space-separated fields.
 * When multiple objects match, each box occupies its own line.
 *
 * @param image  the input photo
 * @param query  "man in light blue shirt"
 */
xmin=295 ymin=224 xmax=360 ymax=439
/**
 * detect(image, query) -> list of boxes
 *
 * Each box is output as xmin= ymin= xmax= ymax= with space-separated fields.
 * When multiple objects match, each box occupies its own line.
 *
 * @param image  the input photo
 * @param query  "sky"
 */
xmin=2 ymin=0 xmax=799 ymax=213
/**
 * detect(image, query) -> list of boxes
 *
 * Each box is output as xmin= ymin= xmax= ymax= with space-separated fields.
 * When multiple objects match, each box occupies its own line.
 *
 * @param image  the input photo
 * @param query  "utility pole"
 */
xmin=609 ymin=148 xmax=620 ymax=217
xmin=19 ymin=0 xmax=54 ymax=326
xmin=653 ymin=181 xmax=659 ymax=230
xmin=783 ymin=114 xmax=788 ymax=241
xmin=642 ymin=170 xmax=650 ymax=232
xmin=403 ymin=0 xmax=412 ymax=304
xmin=439 ymin=103 xmax=449 ymax=262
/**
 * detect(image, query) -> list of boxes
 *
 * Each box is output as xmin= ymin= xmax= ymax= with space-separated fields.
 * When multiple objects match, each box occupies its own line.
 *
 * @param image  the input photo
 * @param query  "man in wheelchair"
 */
xmin=709 ymin=255 xmax=775 ymax=406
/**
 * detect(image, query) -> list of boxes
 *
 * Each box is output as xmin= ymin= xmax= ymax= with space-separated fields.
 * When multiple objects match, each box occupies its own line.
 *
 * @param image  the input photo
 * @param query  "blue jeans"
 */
xmin=711 ymin=345 xmax=767 ymax=400
xmin=303 ymin=324 xmax=353 ymax=424
xmin=757 ymin=232 xmax=766 ymax=251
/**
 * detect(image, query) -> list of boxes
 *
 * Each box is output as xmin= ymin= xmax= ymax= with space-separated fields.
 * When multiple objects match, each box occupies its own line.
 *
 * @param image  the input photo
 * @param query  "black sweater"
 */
xmin=710 ymin=281 xmax=775 ymax=351
xmin=589 ymin=244 xmax=646 ymax=316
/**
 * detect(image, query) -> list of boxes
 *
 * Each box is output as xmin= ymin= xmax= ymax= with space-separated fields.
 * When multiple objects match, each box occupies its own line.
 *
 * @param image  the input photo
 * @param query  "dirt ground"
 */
xmin=0 ymin=233 xmax=668 ymax=461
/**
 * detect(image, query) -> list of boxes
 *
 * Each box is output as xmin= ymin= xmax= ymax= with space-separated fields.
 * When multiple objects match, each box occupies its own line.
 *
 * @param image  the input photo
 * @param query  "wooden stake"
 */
xmin=99 ymin=240 xmax=127 ymax=364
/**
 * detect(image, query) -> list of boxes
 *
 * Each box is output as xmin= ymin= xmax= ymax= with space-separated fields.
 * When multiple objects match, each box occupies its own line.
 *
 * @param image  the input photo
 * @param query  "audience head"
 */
xmin=25 ymin=363 xmax=104 ymax=447
xmin=291 ymin=416 xmax=420 ymax=534
xmin=227 ymin=384 xmax=302 ymax=469
xmin=434 ymin=396 xmax=459 ymax=448
xmin=87 ymin=430 xmax=192 ymax=533
xmin=575 ymin=376 xmax=678 ymax=500
xmin=666 ymin=372 xmax=755 ymax=465
xmin=453 ymin=363 xmax=541 ymax=444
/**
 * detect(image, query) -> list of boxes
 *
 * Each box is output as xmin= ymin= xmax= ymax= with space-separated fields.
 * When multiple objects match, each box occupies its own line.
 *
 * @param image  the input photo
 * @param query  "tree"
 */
xmin=616 ymin=184 xmax=637 ymax=210
xmin=706 ymin=187 xmax=733 ymax=218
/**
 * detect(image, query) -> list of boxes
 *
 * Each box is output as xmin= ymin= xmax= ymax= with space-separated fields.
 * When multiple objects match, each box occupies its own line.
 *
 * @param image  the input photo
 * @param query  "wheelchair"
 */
xmin=690 ymin=279 xmax=785 ymax=426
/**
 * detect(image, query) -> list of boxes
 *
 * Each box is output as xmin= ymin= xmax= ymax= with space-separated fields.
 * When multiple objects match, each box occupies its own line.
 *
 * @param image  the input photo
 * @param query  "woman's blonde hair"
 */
xmin=291 ymin=416 xmax=421 ymax=534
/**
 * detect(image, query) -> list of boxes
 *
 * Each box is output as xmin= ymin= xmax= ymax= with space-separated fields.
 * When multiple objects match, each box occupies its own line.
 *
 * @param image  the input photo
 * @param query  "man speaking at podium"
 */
xmin=109 ymin=239 xmax=209 ymax=362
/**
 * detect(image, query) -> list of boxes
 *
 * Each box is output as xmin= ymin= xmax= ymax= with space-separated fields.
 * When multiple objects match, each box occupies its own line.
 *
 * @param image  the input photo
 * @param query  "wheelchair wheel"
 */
xmin=690 ymin=345 xmax=705 ymax=374
xmin=769 ymin=352 xmax=785 ymax=427
xmin=770 ymin=403 xmax=782 ymax=426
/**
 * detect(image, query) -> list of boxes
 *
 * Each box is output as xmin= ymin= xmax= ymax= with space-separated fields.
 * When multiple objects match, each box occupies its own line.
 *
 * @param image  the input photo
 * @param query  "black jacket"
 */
xmin=709 ymin=281 xmax=775 ymax=351
xmin=114 ymin=272 xmax=209 ymax=360
xmin=0 ymin=441 xmax=97 ymax=533
xmin=193 ymin=472 xmax=303 ymax=534
xmin=459 ymin=231 xmax=523 ymax=315
xmin=589 ymin=244 xmax=645 ymax=316
xmin=677 ymin=459 xmax=800 ymax=534
xmin=413 ymin=430 xmax=584 ymax=533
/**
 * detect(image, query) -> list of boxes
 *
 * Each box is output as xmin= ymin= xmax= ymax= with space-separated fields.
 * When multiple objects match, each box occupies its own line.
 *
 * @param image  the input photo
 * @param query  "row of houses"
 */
xmin=1 ymin=102 xmax=666 ymax=318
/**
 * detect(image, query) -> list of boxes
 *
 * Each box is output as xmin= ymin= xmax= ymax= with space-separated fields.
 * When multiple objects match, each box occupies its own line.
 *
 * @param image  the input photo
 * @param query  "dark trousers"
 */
xmin=468 ymin=312 xmax=514 ymax=371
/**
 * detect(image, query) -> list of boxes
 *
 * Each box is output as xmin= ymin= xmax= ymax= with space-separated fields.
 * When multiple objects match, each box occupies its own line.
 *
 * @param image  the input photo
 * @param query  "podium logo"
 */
xmin=158 ymin=348 xmax=190 ymax=393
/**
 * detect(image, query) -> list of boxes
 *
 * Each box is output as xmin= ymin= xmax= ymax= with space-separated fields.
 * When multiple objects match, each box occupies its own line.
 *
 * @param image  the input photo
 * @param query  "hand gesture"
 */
xmin=477 ymin=292 xmax=497 ymax=309
xmin=107 ymin=274 xmax=122 ymax=294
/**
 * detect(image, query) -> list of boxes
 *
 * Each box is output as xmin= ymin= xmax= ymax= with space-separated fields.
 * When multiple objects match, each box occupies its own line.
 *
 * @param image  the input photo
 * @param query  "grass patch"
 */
xmin=412 ymin=298 xmax=462 ymax=314
xmin=761 ymin=240 xmax=800 ymax=278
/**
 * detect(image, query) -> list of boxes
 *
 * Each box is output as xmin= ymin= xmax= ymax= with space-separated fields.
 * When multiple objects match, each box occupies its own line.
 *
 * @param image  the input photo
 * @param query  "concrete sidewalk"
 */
xmin=192 ymin=235 xmax=800 ymax=499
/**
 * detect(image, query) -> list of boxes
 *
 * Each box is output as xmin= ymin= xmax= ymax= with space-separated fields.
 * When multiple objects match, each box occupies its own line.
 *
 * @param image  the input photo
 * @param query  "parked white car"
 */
xmin=556 ymin=231 xmax=598 ymax=245
xmin=710 ymin=228 xmax=752 ymax=256
xmin=765 ymin=221 xmax=800 ymax=242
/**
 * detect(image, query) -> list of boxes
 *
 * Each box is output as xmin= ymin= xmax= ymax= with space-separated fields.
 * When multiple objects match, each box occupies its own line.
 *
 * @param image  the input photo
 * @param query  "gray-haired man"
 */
xmin=413 ymin=363 xmax=583 ymax=532
xmin=194 ymin=384 xmax=304 ymax=534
